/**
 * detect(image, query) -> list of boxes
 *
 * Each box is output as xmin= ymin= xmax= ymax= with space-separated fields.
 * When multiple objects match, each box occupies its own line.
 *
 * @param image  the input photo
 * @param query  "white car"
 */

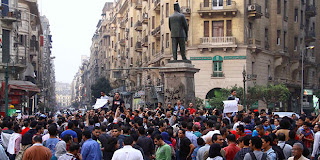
xmin=273 ymin=112 xmax=300 ymax=119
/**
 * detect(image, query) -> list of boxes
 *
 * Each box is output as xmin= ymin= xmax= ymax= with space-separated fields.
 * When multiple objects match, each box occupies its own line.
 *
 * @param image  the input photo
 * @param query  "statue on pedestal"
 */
xmin=169 ymin=2 xmax=189 ymax=61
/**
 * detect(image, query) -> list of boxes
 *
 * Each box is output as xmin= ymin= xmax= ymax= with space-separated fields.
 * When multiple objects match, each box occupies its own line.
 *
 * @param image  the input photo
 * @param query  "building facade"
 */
xmin=56 ymin=82 xmax=71 ymax=108
xmin=76 ymin=0 xmax=319 ymax=112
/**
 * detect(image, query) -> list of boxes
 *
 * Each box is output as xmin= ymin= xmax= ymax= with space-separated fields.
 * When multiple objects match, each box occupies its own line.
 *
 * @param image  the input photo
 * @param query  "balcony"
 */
xmin=142 ymin=13 xmax=148 ymax=24
xmin=142 ymin=36 xmax=148 ymax=47
xmin=198 ymin=37 xmax=237 ymax=51
xmin=154 ymin=0 xmax=160 ymax=11
xmin=212 ymin=72 xmax=224 ymax=78
xmin=134 ymin=21 xmax=142 ymax=31
xmin=248 ymin=38 xmax=262 ymax=52
xmin=135 ymin=41 xmax=142 ymax=52
xmin=135 ymin=0 xmax=142 ymax=10
xmin=305 ymin=31 xmax=316 ymax=42
xmin=247 ymin=4 xmax=262 ymax=19
xmin=103 ymin=30 xmax=110 ymax=38
xmin=306 ymin=5 xmax=316 ymax=18
xmin=151 ymin=26 xmax=161 ymax=38
xmin=120 ymin=20 xmax=126 ymax=29
xmin=1 ymin=9 xmax=21 ymax=23
xmin=119 ymin=39 xmax=125 ymax=46
xmin=198 ymin=1 xmax=237 ymax=17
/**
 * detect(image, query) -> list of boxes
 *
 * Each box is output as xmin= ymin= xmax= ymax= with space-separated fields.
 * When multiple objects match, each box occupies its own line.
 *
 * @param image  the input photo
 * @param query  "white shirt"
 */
xmin=278 ymin=141 xmax=292 ymax=159
xmin=233 ymin=121 xmax=245 ymax=130
xmin=111 ymin=145 xmax=143 ymax=160
xmin=312 ymin=131 xmax=320 ymax=157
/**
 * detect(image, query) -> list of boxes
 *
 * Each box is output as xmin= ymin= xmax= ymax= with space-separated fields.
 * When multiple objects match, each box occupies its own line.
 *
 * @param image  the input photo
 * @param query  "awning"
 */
xmin=7 ymin=80 xmax=40 ymax=92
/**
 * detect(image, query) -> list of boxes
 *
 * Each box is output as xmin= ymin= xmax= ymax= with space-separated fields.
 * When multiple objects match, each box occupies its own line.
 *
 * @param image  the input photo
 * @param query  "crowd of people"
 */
xmin=0 ymin=92 xmax=319 ymax=160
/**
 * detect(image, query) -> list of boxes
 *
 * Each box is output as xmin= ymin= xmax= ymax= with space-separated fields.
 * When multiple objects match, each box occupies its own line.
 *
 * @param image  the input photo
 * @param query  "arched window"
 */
xmin=212 ymin=56 xmax=224 ymax=77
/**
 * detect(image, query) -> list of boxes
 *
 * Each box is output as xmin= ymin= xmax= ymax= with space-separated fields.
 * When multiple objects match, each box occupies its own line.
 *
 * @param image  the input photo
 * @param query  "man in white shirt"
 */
xmin=311 ymin=124 xmax=320 ymax=159
xmin=288 ymin=143 xmax=309 ymax=160
xmin=277 ymin=133 xmax=292 ymax=159
xmin=112 ymin=136 xmax=143 ymax=160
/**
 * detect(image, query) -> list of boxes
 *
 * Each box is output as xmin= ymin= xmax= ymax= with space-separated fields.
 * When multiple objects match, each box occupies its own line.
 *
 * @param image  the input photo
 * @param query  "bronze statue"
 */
xmin=169 ymin=2 xmax=189 ymax=61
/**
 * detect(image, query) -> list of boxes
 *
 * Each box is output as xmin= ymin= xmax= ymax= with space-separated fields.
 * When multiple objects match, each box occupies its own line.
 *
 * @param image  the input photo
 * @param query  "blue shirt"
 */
xmin=81 ymin=139 xmax=102 ymax=160
xmin=174 ymin=105 xmax=185 ymax=111
xmin=43 ymin=138 xmax=60 ymax=155
xmin=60 ymin=130 xmax=78 ymax=139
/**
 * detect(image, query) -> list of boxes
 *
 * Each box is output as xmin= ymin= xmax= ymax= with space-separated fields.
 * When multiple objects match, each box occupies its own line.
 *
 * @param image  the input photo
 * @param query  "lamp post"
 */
xmin=300 ymin=46 xmax=315 ymax=114
xmin=242 ymin=66 xmax=246 ymax=110
xmin=4 ymin=59 xmax=15 ymax=117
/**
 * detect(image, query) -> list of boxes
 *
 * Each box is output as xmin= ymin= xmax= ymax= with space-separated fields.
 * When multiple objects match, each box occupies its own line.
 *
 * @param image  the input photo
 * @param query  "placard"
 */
xmin=223 ymin=100 xmax=238 ymax=113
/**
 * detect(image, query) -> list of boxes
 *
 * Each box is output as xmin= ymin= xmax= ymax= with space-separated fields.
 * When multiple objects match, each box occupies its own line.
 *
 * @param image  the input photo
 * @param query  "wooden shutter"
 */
xmin=204 ymin=21 xmax=209 ymax=37
xmin=227 ymin=20 xmax=232 ymax=36
xmin=212 ymin=21 xmax=224 ymax=37
xmin=204 ymin=0 xmax=209 ymax=7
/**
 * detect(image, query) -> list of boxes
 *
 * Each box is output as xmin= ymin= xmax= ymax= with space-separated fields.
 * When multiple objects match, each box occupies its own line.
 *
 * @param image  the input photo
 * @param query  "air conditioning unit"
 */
xmin=248 ymin=5 xmax=256 ymax=11
xmin=182 ymin=8 xmax=191 ymax=14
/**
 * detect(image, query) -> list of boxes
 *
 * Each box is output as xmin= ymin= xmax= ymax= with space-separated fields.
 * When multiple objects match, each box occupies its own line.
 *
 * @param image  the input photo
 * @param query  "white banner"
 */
xmin=223 ymin=100 xmax=238 ymax=113
xmin=93 ymin=99 xmax=109 ymax=109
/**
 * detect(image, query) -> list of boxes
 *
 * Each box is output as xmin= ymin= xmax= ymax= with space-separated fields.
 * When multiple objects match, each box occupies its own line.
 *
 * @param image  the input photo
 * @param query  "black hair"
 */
xmin=138 ymin=126 xmax=145 ymax=135
xmin=197 ymin=137 xmax=205 ymax=146
xmin=289 ymin=130 xmax=296 ymax=139
xmin=69 ymin=142 xmax=80 ymax=152
xmin=154 ymin=134 xmax=163 ymax=140
xmin=13 ymin=125 xmax=20 ymax=133
xmin=230 ymin=89 xmax=236 ymax=94
xmin=36 ymin=125 xmax=43 ymax=132
xmin=212 ymin=133 xmax=221 ymax=142
xmin=261 ymin=135 xmax=272 ymax=145
xmin=179 ymin=129 xmax=186 ymax=134
xmin=123 ymin=136 xmax=134 ymax=145
xmin=242 ymin=135 xmax=251 ymax=146
xmin=30 ymin=121 xmax=38 ymax=128
xmin=181 ymin=121 xmax=187 ymax=128
xmin=89 ymin=119 xmax=95 ymax=125
xmin=63 ymin=134 xmax=73 ymax=142
xmin=219 ymin=127 xmax=228 ymax=136
xmin=68 ymin=122 xmax=74 ymax=129
xmin=187 ymin=122 xmax=193 ymax=130
xmin=130 ymin=133 xmax=139 ymax=142
xmin=48 ymin=125 xmax=57 ymax=136
xmin=237 ymin=125 xmax=245 ymax=133
xmin=33 ymin=135 xmax=42 ymax=143
xmin=208 ymin=143 xmax=222 ymax=158
xmin=83 ymin=130 xmax=92 ymax=139
xmin=278 ymin=133 xmax=286 ymax=141
xmin=251 ymin=136 xmax=263 ymax=149
xmin=221 ymin=119 xmax=229 ymax=126
xmin=227 ymin=134 xmax=236 ymax=142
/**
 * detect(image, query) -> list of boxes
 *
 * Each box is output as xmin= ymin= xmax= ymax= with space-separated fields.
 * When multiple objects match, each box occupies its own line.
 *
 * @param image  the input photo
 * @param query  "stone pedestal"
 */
xmin=160 ymin=61 xmax=200 ymax=107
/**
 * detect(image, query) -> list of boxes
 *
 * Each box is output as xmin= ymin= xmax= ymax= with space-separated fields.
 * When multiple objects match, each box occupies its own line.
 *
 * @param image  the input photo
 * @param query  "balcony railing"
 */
xmin=306 ymin=5 xmax=316 ymax=18
xmin=198 ymin=1 xmax=237 ymax=17
xmin=120 ymin=21 xmax=126 ymax=29
xmin=248 ymin=38 xmax=261 ymax=46
xmin=135 ymin=41 xmax=142 ymax=52
xmin=212 ymin=72 xmax=224 ymax=77
xmin=305 ymin=31 xmax=316 ymax=42
xmin=247 ymin=3 xmax=262 ymax=19
xmin=154 ymin=0 xmax=160 ymax=11
xmin=1 ymin=9 xmax=21 ymax=23
xmin=119 ymin=39 xmax=125 ymax=46
xmin=134 ymin=21 xmax=142 ymax=31
xmin=142 ymin=36 xmax=148 ymax=47
xmin=151 ymin=26 xmax=161 ymax=37
xmin=135 ymin=0 xmax=142 ymax=9
xmin=201 ymin=37 xmax=236 ymax=45
xmin=142 ymin=13 xmax=148 ymax=24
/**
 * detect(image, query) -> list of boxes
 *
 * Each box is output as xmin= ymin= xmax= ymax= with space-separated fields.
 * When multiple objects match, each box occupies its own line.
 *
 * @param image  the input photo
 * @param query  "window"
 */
xmin=248 ymin=23 xmax=252 ymax=38
xmin=300 ymin=10 xmax=304 ymax=27
xmin=166 ymin=33 xmax=169 ymax=48
xmin=265 ymin=28 xmax=269 ymax=49
xmin=284 ymin=0 xmax=287 ymax=21
xmin=166 ymin=3 xmax=169 ymax=17
xmin=227 ymin=0 xmax=231 ymax=5
xmin=112 ymin=41 xmax=114 ymax=48
xmin=152 ymin=16 xmax=155 ymax=29
xmin=204 ymin=0 xmax=209 ymax=7
xmin=265 ymin=0 xmax=269 ymax=17
xmin=212 ymin=56 xmax=223 ymax=77
xmin=152 ymin=42 xmax=155 ymax=55
xmin=131 ymin=37 xmax=133 ymax=47
xmin=131 ymin=17 xmax=133 ymax=27
xmin=204 ymin=21 xmax=209 ymax=37
xmin=226 ymin=20 xmax=232 ymax=36
xmin=277 ymin=30 xmax=281 ymax=45
xmin=295 ymin=9 xmax=298 ymax=22
xmin=277 ymin=0 xmax=281 ymax=14
xmin=283 ymin=31 xmax=287 ymax=49
xmin=294 ymin=37 xmax=298 ymax=51
xmin=248 ymin=0 xmax=252 ymax=5
xmin=252 ymin=62 xmax=255 ymax=75
xmin=213 ymin=0 xmax=223 ymax=8
xmin=212 ymin=21 xmax=224 ymax=37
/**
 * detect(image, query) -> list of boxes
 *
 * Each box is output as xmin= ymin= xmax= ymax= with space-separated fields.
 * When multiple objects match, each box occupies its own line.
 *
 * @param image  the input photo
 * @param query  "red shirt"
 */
xmin=187 ymin=108 xmax=196 ymax=115
xmin=223 ymin=143 xmax=240 ymax=160
xmin=21 ymin=127 xmax=30 ymax=136
xmin=230 ymin=130 xmax=247 ymax=140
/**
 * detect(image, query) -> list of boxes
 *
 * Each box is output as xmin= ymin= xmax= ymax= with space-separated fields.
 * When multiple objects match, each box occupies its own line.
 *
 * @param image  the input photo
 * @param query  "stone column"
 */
xmin=160 ymin=61 xmax=200 ymax=108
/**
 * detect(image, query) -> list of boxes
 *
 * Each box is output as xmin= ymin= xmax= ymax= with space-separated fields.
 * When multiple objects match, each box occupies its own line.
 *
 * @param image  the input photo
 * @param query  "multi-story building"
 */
xmin=55 ymin=82 xmax=71 ymax=108
xmin=0 ymin=0 xmax=48 ymax=114
xmin=80 ymin=0 xmax=319 ymax=111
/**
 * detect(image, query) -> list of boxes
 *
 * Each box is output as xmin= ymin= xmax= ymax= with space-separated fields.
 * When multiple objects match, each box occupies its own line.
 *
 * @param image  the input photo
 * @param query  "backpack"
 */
xmin=249 ymin=152 xmax=267 ymax=160
xmin=15 ymin=144 xmax=32 ymax=160
xmin=272 ymin=145 xmax=285 ymax=160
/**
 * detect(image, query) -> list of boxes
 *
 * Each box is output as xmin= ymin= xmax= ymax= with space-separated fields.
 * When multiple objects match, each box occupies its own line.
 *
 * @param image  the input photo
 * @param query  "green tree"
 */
xmin=195 ymin=97 xmax=204 ymax=109
xmin=91 ymin=77 xmax=112 ymax=102
xmin=208 ymin=86 xmax=243 ymax=110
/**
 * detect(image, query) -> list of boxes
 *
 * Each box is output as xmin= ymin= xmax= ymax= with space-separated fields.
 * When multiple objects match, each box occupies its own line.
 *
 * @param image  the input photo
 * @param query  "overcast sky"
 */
xmin=38 ymin=0 xmax=113 ymax=84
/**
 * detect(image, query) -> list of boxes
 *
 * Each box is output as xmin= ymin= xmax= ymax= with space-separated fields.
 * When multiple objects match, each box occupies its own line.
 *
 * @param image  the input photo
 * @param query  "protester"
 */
xmin=154 ymin=134 xmax=172 ymax=160
xmin=111 ymin=136 xmax=143 ymax=160
xmin=22 ymin=135 xmax=52 ymax=160
xmin=81 ymin=130 xmax=102 ymax=160
xmin=288 ymin=143 xmax=309 ymax=160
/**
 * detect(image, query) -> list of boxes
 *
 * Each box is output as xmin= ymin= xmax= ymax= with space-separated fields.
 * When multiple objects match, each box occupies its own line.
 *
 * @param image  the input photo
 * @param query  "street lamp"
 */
xmin=300 ymin=46 xmax=315 ymax=114
xmin=5 ymin=59 xmax=15 ymax=117
xmin=242 ymin=66 xmax=246 ymax=110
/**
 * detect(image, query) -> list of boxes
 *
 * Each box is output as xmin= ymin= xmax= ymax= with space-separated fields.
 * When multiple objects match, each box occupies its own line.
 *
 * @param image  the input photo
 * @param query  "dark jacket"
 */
xmin=169 ymin=11 xmax=188 ymax=38
xmin=21 ymin=129 xmax=37 ymax=145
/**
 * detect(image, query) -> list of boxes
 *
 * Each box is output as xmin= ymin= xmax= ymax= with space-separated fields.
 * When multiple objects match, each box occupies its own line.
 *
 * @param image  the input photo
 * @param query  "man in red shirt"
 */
xmin=223 ymin=134 xmax=240 ymax=160
xmin=187 ymin=103 xmax=196 ymax=115
xmin=21 ymin=120 xmax=30 ymax=136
